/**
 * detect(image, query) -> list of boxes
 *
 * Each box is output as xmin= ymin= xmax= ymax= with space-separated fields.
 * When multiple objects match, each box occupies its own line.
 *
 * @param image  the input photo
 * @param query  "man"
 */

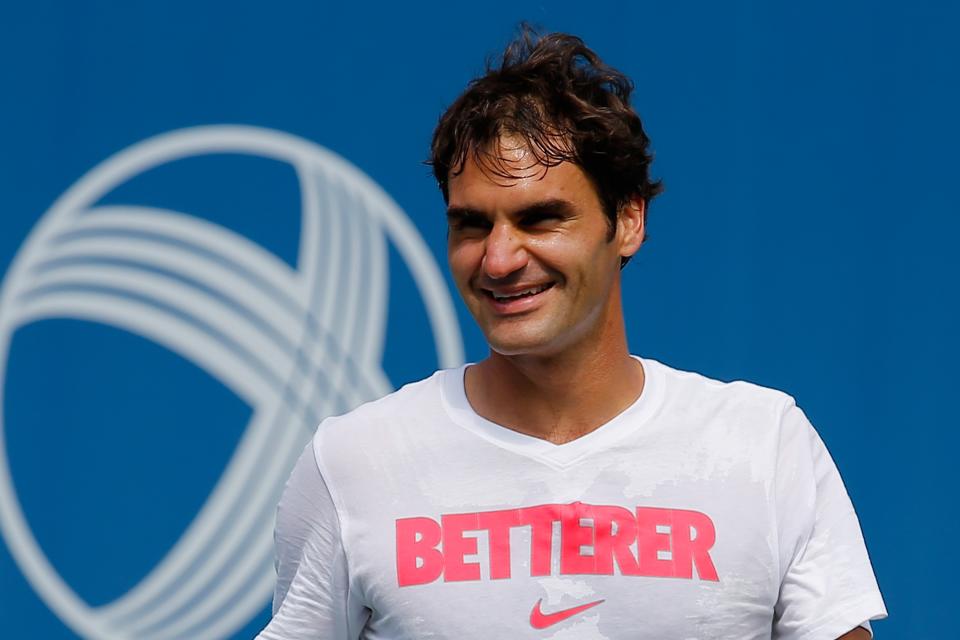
xmin=257 ymin=27 xmax=887 ymax=639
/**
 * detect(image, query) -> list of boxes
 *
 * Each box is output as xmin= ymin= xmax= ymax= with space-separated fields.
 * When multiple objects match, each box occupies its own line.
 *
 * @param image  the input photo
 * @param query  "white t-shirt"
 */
xmin=257 ymin=358 xmax=887 ymax=639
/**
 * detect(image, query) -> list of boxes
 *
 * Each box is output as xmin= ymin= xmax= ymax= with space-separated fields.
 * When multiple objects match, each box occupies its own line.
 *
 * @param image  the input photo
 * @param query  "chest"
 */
xmin=339 ymin=451 xmax=783 ymax=639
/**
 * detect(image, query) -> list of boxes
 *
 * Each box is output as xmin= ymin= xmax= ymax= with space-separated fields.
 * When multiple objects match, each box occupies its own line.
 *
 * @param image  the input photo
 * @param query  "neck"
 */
xmin=464 ymin=302 xmax=644 ymax=444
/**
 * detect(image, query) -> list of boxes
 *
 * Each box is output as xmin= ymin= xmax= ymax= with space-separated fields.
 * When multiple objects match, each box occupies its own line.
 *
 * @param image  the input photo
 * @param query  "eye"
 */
xmin=521 ymin=211 xmax=560 ymax=227
xmin=450 ymin=214 xmax=491 ymax=231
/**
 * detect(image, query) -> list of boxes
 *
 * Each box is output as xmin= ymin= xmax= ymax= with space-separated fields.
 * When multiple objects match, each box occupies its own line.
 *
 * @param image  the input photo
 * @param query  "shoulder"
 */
xmin=642 ymin=357 xmax=823 ymax=500
xmin=310 ymin=367 xmax=454 ymax=464
xmin=326 ymin=369 xmax=445 ymax=424
xmin=640 ymin=357 xmax=804 ymax=466
xmin=644 ymin=357 xmax=796 ymax=417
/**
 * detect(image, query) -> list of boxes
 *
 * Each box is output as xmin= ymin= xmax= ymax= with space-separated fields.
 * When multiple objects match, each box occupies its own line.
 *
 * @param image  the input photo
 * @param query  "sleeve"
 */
xmin=255 ymin=441 xmax=369 ymax=640
xmin=771 ymin=400 xmax=888 ymax=640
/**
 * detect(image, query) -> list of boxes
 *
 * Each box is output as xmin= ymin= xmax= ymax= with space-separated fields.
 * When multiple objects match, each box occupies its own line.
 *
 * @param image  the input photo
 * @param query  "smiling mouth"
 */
xmin=482 ymin=282 xmax=555 ymax=301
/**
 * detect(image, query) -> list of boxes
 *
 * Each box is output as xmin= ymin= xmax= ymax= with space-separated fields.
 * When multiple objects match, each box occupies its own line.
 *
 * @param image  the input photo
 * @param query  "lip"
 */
xmin=480 ymin=282 xmax=555 ymax=315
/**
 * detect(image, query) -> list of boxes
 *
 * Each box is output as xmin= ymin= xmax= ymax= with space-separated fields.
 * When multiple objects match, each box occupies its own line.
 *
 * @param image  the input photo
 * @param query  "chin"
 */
xmin=484 ymin=328 xmax=562 ymax=358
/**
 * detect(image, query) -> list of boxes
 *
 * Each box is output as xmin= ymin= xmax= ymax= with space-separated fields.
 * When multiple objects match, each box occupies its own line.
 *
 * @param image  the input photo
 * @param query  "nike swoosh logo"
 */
xmin=529 ymin=598 xmax=605 ymax=629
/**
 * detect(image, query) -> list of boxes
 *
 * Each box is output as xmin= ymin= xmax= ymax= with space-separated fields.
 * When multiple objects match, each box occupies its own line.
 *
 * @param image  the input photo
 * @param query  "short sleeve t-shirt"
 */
xmin=257 ymin=358 xmax=887 ymax=639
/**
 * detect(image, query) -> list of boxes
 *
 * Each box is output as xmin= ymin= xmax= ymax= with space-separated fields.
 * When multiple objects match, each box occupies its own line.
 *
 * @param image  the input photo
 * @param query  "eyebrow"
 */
xmin=446 ymin=198 xmax=577 ymax=223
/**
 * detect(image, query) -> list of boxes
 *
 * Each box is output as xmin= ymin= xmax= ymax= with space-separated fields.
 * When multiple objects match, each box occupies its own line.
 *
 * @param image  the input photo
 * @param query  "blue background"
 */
xmin=2 ymin=1 xmax=957 ymax=637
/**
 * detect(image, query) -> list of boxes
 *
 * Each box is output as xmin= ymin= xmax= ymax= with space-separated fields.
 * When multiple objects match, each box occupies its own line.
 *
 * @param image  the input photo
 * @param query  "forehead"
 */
xmin=447 ymin=139 xmax=602 ymax=213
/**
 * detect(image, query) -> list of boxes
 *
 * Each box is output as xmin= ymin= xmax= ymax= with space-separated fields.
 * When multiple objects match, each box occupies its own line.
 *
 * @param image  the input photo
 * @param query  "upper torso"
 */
xmin=320 ymin=358 xmax=792 ymax=639
xmin=260 ymin=357 xmax=885 ymax=639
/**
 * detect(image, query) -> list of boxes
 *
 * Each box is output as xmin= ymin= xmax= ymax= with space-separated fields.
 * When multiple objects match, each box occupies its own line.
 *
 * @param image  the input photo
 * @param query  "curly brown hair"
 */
xmin=428 ymin=24 xmax=663 ymax=246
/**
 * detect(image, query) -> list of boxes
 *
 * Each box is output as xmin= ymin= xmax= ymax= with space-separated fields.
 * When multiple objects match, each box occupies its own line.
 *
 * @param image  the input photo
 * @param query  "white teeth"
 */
xmin=491 ymin=284 xmax=549 ymax=300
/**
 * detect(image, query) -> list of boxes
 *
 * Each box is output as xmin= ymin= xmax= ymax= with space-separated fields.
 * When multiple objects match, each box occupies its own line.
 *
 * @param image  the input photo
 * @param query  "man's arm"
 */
xmin=772 ymin=401 xmax=887 ymax=639
xmin=256 ymin=441 xmax=367 ymax=639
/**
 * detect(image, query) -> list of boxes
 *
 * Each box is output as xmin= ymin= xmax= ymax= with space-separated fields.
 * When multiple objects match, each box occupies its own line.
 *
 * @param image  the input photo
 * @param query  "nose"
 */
xmin=481 ymin=222 xmax=528 ymax=280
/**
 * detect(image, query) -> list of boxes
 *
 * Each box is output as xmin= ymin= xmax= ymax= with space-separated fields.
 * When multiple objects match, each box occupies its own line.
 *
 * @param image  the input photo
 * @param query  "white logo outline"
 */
xmin=0 ymin=125 xmax=464 ymax=639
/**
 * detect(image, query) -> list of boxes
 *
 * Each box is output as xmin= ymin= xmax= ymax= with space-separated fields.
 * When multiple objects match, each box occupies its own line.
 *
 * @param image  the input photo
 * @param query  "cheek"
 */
xmin=447 ymin=244 xmax=480 ymax=285
xmin=549 ymin=237 xmax=610 ymax=274
xmin=566 ymin=242 xmax=620 ymax=297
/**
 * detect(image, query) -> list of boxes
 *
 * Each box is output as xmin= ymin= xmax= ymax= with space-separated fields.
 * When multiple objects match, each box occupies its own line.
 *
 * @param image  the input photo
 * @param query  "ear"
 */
xmin=617 ymin=195 xmax=645 ymax=260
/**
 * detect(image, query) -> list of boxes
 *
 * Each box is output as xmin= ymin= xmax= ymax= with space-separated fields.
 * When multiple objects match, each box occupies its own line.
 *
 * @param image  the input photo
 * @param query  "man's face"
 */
xmin=446 ymin=140 xmax=643 ymax=357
